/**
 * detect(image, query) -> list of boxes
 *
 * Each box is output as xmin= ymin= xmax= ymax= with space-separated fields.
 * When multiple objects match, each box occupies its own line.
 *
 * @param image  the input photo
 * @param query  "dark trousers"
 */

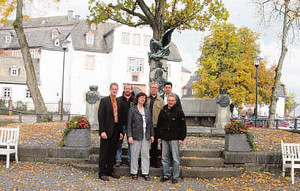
xmin=150 ymin=128 xmax=161 ymax=165
xmin=99 ymin=126 xmax=119 ymax=176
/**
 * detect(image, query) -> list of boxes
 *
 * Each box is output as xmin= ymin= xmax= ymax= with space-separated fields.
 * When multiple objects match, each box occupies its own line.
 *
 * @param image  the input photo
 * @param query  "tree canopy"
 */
xmin=87 ymin=0 xmax=229 ymax=39
xmin=194 ymin=22 xmax=275 ymax=108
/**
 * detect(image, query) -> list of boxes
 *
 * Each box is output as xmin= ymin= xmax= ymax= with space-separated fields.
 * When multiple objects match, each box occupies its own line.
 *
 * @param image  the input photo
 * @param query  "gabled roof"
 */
xmin=0 ymin=14 xmax=182 ymax=61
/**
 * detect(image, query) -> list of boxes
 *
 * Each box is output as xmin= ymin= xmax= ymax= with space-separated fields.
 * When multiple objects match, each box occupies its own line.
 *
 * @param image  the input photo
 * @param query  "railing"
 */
xmin=0 ymin=107 xmax=72 ymax=123
xmin=237 ymin=117 xmax=299 ymax=130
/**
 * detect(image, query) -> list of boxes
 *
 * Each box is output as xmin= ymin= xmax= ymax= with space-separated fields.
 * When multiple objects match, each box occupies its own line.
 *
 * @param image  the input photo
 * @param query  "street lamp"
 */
xmin=251 ymin=56 xmax=263 ymax=127
xmin=60 ymin=40 xmax=68 ymax=121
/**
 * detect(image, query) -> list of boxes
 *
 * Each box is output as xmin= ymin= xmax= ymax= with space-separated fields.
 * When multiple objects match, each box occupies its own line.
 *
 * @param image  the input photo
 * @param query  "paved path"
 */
xmin=0 ymin=161 xmax=299 ymax=190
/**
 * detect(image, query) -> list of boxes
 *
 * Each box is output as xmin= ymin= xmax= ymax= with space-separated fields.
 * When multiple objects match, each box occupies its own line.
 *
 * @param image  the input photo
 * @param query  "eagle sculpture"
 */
xmin=149 ymin=28 xmax=175 ymax=60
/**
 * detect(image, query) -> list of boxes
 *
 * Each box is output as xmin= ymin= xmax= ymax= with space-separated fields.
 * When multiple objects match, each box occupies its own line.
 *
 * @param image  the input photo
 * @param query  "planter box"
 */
xmin=225 ymin=134 xmax=251 ymax=152
xmin=65 ymin=129 xmax=91 ymax=148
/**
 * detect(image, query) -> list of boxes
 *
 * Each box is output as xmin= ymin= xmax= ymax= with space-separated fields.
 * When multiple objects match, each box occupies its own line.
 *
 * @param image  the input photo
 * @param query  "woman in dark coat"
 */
xmin=127 ymin=92 xmax=154 ymax=181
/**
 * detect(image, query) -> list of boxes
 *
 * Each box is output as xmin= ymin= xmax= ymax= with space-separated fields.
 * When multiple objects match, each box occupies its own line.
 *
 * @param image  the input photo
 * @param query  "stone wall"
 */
xmin=181 ymin=98 xmax=216 ymax=126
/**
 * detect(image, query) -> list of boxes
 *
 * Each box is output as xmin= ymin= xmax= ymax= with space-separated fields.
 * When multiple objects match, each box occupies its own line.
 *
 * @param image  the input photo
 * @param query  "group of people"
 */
xmin=97 ymin=81 xmax=186 ymax=184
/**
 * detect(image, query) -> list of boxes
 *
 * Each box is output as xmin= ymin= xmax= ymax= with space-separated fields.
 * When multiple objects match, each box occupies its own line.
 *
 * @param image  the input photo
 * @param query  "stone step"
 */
xmin=69 ymin=163 xmax=243 ymax=178
xmin=181 ymin=157 xmax=224 ymax=167
xmin=89 ymin=154 xmax=224 ymax=167
xmin=91 ymin=147 xmax=222 ymax=158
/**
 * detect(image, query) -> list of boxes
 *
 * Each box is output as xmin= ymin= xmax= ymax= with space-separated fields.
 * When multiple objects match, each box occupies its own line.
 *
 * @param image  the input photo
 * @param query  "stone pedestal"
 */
xmin=149 ymin=58 xmax=168 ymax=95
xmin=86 ymin=85 xmax=101 ymax=130
xmin=65 ymin=129 xmax=91 ymax=148
xmin=214 ymin=89 xmax=230 ymax=132
xmin=225 ymin=134 xmax=251 ymax=152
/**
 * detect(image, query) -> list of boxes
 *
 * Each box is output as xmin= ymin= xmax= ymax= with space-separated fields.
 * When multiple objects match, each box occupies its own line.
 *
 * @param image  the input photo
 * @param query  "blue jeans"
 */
xmin=161 ymin=140 xmax=180 ymax=179
xmin=116 ymin=125 xmax=131 ymax=162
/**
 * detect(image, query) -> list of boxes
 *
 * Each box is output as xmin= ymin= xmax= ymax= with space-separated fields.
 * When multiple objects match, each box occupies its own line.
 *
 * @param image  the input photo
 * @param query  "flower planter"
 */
xmin=225 ymin=134 xmax=251 ymax=152
xmin=65 ymin=129 xmax=91 ymax=148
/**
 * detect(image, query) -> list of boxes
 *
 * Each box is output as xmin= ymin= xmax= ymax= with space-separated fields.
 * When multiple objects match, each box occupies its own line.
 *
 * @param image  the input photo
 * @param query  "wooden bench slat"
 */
xmin=281 ymin=140 xmax=300 ymax=184
xmin=0 ymin=126 xmax=19 ymax=168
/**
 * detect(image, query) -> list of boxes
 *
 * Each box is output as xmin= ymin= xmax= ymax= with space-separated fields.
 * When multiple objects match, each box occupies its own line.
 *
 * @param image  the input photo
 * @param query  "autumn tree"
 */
xmin=255 ymin=0 xmax=300 ymax=128
xmin=285 ymin=92 xmax=296 ymax=115
xmin=87 ymin=0 xmax=228 ymax=88
xmin=1 ymin=0 xmax=59 ymax=121
xmin=194 ymin=22 xmax=274 ymax=111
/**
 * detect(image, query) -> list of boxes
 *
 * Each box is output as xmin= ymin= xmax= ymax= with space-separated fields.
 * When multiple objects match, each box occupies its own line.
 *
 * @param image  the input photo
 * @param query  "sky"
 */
xmin=27 ymin=0 xmax=300 ymax=103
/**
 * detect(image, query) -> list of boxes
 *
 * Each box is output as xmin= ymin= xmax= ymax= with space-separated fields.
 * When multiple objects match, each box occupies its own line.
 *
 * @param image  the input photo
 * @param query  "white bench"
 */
xmin=281 ymin=140 xmax=300 ymax=184
xmin=0 ymin=126 xmax=19 ymax=168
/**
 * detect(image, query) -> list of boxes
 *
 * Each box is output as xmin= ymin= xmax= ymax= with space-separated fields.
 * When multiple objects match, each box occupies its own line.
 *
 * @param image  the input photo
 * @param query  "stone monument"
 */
xmin=86 ymin=85 xmax=101 ymax=130
xmin=214 ymin=88 xmax=231 ymax=134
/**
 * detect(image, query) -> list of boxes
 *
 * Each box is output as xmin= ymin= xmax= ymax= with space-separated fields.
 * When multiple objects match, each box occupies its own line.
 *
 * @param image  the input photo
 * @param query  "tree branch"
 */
xmin=136 ymin=0 xmax=154 ymax=22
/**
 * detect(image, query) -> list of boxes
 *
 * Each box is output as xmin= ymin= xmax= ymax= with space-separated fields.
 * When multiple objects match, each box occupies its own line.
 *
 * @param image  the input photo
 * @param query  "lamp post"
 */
xmin=251 ymin=57 xmax=263 ymax=127
xmin=60 ymin=41 xmax=68 ymax=121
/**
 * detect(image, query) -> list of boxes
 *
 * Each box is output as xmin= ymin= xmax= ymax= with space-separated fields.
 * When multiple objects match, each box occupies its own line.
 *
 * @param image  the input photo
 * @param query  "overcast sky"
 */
xmin=28 ymin=0 xmax=300 ymax=102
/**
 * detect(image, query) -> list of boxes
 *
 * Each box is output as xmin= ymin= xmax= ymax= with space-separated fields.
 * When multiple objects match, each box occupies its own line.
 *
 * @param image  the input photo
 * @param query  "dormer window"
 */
xmin=5 ymin=35 xmax=11 ymax=44
xmin=86 ymin=31 xmax=94 ymax=45
xmin=10 ymin=65 xmax=19 ymax=76
xmin=91 ymin=23 xmax=96 ymax=30
xmin=52 ymin=30 xmax=59 ymax=40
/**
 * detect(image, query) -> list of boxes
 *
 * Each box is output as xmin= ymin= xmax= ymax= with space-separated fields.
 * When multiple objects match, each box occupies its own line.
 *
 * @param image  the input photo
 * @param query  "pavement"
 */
xmin=0 ymin=120 xmax=299 ymax=190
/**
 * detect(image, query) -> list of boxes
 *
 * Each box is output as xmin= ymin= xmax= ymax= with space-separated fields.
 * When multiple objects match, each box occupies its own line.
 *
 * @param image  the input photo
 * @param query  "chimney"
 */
xmin=67 ymin=10 xmax=73 ymax=21
xmin=75 ymin=15 xmax=81 ymax=21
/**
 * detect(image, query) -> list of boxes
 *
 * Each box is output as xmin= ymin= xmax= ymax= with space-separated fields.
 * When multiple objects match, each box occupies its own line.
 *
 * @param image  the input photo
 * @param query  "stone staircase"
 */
xmin=68 ymin=147 xmax=243 ymax=178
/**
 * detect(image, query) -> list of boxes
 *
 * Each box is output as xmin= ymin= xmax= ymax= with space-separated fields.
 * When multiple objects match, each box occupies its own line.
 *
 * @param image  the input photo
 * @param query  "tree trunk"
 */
xmin=13 ymin=0 xmax=48 ymax=121
xmin=267 ymin=4 xmax=290 ymax=128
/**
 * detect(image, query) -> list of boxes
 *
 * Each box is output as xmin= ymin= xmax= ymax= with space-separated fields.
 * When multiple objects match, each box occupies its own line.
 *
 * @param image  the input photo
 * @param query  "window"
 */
xmin=5 ymin=35 xmax=11 ymax=44
xmin=10 ymin=66 xmax=19 ymax=76
xmin=132 ymin=75 xmax=138 ymax=82
xmin=12 ymin=50 xmax=19 ymax=57
xmin=25 ymin=89 xmax=32 ymax=98
xmin=122 ymin=33 xmax=130 ymax=44
xmin=86 ymin=33 xmax=94 ymax=45
xmin=144 ymin=35 xmax=151 ymax=46
xmin=86 ymin=55 xmax=95 ymax=70
xmin=30 ymin=50 xmax=35 ymax=58
xmin=3 ymin=88 xmax=11 ymax=98
xmin=128 ymin=58 xmax=143 ymax=72
xmin=128 ymin=58 xmax=135 ymax=72
xmin=136 ymin=59 xmax=142 ymax=72
xmin=51 ymin=30 xmax=59 ymax=40
xmin=133 ymin=34 xmax=140 ymax=45
xmin=90 ymin=23 xmax=96 ymax=30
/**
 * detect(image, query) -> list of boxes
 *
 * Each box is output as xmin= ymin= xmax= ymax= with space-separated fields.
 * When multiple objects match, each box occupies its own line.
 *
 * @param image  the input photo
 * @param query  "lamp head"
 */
xmin=251 ymin=57 xmax=263 ymax=67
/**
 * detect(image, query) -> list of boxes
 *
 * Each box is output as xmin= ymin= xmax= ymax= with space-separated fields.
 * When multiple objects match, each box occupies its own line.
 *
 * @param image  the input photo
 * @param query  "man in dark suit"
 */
xmin=98 ymin=82 xmax=123 ymax=181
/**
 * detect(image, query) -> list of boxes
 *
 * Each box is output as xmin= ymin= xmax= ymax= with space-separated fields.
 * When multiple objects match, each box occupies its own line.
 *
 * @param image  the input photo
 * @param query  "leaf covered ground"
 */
xmin=1 ymin=122 xmax=300 ymax=189
xmin=0 ymin=161 xmax=299 ymax=190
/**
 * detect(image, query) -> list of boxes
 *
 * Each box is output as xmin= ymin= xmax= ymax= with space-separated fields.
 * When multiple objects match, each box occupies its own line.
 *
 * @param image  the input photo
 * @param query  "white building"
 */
xmin=0 ymin=11 xmax=189 ymax=115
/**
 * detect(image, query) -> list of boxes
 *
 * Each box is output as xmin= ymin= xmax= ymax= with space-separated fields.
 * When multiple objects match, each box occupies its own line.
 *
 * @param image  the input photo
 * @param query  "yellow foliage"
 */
xmin=194 ymin=22 xmax=274 ymax=107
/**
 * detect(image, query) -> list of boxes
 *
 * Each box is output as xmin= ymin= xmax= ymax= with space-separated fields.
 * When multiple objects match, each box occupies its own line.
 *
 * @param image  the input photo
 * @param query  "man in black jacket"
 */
xmin=157 ymin=93 xmax=186 ymax=184
xmin=98 ymin=83 xmax=123 ymax=181
xmin=115 ymin=84 xmax=135 ymax=167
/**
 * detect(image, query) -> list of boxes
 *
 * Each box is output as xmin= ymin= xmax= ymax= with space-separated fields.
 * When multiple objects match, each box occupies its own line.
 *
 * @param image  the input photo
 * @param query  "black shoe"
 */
xmin=132 ymin=174 xmax=138 ymax=180
xmin=142 ymin=174 xmax=150 ymax=181
xmin=109 ymin=173 xmax=120 ymax=179
xmin=99 ymin=175 xmax=109 ymax=181
xmin=160 ymin=176 xmax=170 ymax=182
xmin=172 ymin=178 xmax=178 ymax=184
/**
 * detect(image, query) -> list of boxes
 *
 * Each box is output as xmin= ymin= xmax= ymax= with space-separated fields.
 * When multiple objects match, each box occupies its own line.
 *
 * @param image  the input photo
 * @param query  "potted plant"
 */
xmin=60 ymin=115 xmax=91 ymax=147
xmin=224 ymin=122 xmax=256 ymax=151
